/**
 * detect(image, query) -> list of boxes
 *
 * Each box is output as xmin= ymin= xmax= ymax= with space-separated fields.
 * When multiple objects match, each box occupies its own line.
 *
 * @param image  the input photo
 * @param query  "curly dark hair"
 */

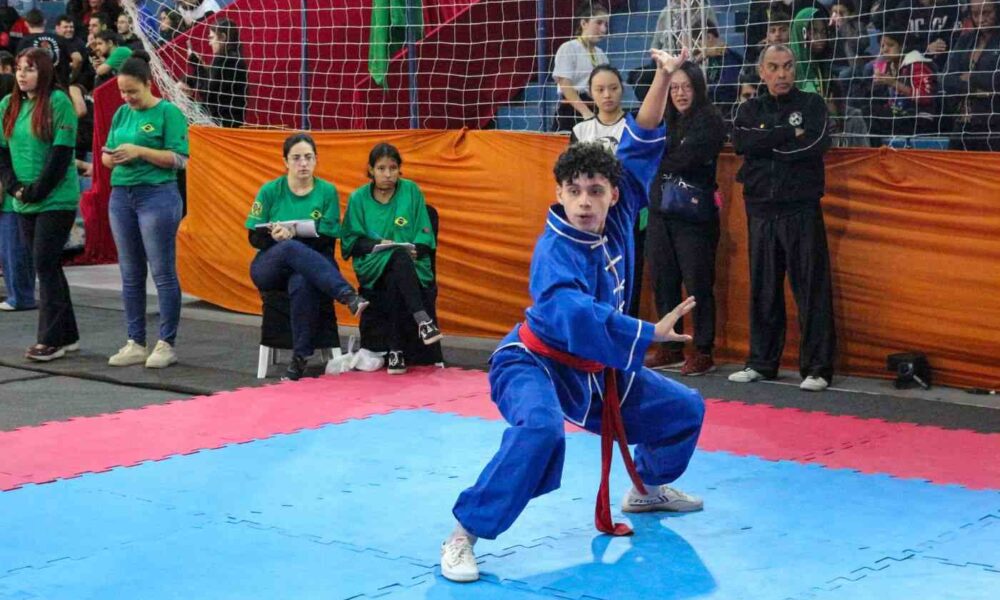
xmin=553 ymin=142 xmax=622 ymax=188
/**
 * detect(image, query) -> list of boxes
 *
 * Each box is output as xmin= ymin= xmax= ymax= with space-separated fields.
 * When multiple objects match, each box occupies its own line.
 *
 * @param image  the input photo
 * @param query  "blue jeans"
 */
xmin=0 ymin=211 xmax=35 ymax=309
xmin=250 ymin=240 xmax=353 ymax=357
xmin=109 ymin=183 xmax=183 ymax=346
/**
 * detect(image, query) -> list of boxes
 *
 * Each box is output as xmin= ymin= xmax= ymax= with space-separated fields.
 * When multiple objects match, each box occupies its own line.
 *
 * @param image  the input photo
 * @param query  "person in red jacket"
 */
xmin=870 ymin=31 xmax=940 ymax=139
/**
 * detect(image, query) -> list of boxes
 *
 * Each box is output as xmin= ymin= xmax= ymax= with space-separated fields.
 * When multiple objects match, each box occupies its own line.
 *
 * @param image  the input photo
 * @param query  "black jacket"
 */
xmin=732 ymin=87 xmax=830 ymax=215
xmin=649 ymin=105 xmax=725 ymax=215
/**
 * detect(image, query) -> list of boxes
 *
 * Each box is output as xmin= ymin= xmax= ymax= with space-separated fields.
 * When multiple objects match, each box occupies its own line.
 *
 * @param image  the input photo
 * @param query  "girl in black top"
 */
xmin=187 ymin=19 xmax=248 ymax=128
xmin=645 ymin=61 xmax=725 ymax=375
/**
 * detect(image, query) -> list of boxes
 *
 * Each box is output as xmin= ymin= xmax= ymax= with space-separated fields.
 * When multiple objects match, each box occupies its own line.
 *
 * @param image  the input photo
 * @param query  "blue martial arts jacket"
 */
xmin=493 ymin=114 xmax=667 ymax=425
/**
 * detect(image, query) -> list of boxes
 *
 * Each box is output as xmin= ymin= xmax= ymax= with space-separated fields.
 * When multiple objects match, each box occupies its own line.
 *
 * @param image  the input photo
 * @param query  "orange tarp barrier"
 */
xmin=179 ymin=127 xmax=1000 ymax=388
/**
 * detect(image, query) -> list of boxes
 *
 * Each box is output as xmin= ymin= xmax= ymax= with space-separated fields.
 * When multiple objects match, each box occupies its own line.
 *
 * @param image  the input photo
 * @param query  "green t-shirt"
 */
xmin=0 ymin=90 xmax=79 ymax=214
xmin=106 ymin=46 xmax=133 ymax=72
xmin=245 ymin=176 xmax=341 ymax=239
xmin=107 ymin=100 xmax=189 ymax=187
xmin=341 ymin=178 xmax=436 ymax=288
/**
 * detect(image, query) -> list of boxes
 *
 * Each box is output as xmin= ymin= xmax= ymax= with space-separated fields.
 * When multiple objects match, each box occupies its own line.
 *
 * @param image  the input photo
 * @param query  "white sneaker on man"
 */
xmin=108 ymin=340 xmax=147 ymax=366
xmin=145 ymin=341 xmax=178 ymax=369
xmin=728 ymin=367 xmax=765 ymax=383
xmin=440 ymin=535 xmax=479 ymax=583
xmin=621 ymin=484 xmax=704 ymax=513
xmin=800 ymin=376 xmax=829 ymax=392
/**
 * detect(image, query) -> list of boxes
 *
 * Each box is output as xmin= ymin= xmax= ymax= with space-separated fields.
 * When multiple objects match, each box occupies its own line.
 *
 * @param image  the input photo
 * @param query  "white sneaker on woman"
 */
xmin=108 ymin=340 xmax=147 ymax=367
xmin=440 ymin=535 xmax=479 ymax=582
xmin=145 ymin=341 xmax=177 ymax=369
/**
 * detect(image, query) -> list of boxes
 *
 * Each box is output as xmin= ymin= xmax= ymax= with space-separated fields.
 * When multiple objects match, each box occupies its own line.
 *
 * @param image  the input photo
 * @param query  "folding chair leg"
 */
xmin=257 ymin=346 xmax=274 ymax=379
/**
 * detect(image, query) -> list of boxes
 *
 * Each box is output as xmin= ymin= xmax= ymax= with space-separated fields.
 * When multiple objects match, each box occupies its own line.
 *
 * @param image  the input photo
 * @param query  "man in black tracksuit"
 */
xmin=730 ymin=44 xmax=836 ymax=392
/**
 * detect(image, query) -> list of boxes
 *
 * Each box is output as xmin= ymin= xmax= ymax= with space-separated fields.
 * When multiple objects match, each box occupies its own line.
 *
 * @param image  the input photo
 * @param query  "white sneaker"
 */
xmin=145 ymin=341 xmax=178 ymax=369
xmin=440 ymin=536 xmax=479 ymax=583
xmin=728 ymin=367 xmax=765 ymax=383
xmin=62 ymin=342 xmax=80 ymax=353
xmin=621 ymin=484 xmax=704 ymax=513
xmin=108 ymin=340 xmax=147 ymax=367
xmin=800 ymin=376 xmax=829 ymax=392
xmin=0 ymin=301 xmax=15 ymax=311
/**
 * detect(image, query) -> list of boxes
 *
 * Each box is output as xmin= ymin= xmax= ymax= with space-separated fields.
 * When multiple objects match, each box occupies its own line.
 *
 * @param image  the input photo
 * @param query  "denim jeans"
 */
xmin=250 ymin=240 xmax=353 ymax=357
xmin=109 ymin=183 xmax=183 ymax=346
xmin=0 ymin=210 xmax=35 ymax=309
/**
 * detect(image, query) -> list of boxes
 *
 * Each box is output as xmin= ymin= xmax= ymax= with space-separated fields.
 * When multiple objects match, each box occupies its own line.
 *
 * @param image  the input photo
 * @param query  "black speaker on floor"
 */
xmin=887 ymin=352 xmax=932 ymax=390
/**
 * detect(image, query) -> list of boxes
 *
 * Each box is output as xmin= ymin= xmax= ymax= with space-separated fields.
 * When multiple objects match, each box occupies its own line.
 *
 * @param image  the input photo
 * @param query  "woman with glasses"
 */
xmin=245 ymin=132 xmax=369 ymax=381
xmin=644 ymin=61 xmax=725 ymax=375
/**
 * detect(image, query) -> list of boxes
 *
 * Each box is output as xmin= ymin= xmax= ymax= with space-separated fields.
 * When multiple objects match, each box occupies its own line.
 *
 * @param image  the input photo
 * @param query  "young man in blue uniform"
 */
xmin=441 ymin=48 xmax=706 ymax=583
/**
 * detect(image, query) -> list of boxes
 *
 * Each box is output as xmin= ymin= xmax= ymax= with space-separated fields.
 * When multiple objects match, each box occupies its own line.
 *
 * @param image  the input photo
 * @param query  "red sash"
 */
xmin=518 ymin=323 xmax=647 ymax=536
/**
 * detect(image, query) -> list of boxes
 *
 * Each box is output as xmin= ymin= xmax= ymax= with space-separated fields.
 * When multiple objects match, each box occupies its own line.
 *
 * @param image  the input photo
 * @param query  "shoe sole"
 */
xmin=422 ymin=333 xmax=443 ymax=345
xmin=440 ymin=569 xmax=479 ymax=583
xmin=63 ymin=343 xmax=80 ymax=352
xmin=109 ymin=356 xmax=148 ymax=367
xmin=682 ymin=366 xmax=717 ymax=377
xmin=145 ymin=358 xmax=178 ymax=369
xmin=26 ymin=349 xmax=66 ymax=362
xmin=621 ymin=502 xmax=704 ymax=514
xmin=387 ymin=368 xmax=407 ymax=375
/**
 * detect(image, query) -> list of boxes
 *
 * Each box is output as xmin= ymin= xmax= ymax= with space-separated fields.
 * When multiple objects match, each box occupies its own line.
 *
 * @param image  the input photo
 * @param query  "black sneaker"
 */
xmin=341 ymin=293 xmax=370 ymax=318
xmin=282 ymin=355 xmax=308 ymax=381
xmin=387 ymin=350 xmax=406 ymax=375
xmin=418 ymin=320 xmax=443 ymax=345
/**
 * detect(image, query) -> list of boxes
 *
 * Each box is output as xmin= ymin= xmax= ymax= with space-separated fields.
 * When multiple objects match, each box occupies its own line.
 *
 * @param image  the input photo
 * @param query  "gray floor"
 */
xmin=0 ymin=265 xmax=996 ymax=433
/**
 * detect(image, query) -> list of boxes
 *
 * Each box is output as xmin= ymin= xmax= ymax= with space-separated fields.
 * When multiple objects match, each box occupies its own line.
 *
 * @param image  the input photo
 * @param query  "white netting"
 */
xmin=118 ymin=0 xmax=997 ymax=149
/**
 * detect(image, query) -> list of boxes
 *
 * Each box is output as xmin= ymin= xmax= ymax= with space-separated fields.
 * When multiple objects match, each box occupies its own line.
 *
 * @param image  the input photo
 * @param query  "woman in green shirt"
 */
xmin=102 ymin=52 xmax=187 ymax=369
xmin=0 ymin=48 xmax=80 ymax=361
xmin=247 ymin=133 xmax=369 ymax=381
xmin=341 ymin=143 xmax=441 ymax=375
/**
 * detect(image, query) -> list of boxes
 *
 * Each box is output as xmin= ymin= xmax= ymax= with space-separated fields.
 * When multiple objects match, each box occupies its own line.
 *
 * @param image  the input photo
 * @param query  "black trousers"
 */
xmin=627 ymin=221 xmax=645 ymax=318
xmin=372 ymin=249 xmax=428 ymax=349
xmin=19 ymin=210 xmax=79 ymax=347
xmin=746 ymin=206 xmax=836 ymax=381
xmin=552 ymin=92 xmax=593 ymax=133
xmin=645 ymin=211 xmax=719 ymax=353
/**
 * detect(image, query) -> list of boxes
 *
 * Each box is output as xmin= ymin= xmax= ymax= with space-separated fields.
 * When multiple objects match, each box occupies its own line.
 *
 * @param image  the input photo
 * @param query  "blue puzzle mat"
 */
xmin=1 ymin=410 xmax=997 ymax=599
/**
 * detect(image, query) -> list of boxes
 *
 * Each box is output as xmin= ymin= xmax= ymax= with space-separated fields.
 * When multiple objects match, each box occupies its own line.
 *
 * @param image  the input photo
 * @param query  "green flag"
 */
xmin=369 ymin=0 xmax=424 ymax=88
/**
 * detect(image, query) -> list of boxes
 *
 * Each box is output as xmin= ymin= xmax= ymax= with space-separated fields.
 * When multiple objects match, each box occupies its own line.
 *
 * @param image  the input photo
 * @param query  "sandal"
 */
xmin=25 ymin=344 xmax=66 ymax=362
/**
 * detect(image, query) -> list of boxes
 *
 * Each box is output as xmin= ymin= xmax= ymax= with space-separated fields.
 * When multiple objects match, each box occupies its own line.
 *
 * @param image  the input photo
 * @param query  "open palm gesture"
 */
xmin=649 ymin=47 xmax=690 ymax=74
xmin=653 ymin=296 xmax=696 ymax=343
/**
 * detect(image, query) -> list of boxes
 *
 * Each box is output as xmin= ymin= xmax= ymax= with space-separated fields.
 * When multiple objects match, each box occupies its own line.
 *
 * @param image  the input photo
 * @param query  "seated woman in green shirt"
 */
xmin=0 ymin=48 xmax=81 ymax=362
xmin=246 ymin=133 xmax=369 ymax=381
xmin=341 ymin=143 xmax=441 ymax=375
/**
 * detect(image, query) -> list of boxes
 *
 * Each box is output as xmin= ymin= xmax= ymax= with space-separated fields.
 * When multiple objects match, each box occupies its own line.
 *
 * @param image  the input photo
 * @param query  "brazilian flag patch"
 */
xmin=250 ymin=201 xmax=263 ymax=217
xmin=310 ymin=209 xmax=322 ymax=220
xmin=141 ymin=123 xmax=156 ymax=133
xmin=394 ymin=216 xmax=408 ymax=227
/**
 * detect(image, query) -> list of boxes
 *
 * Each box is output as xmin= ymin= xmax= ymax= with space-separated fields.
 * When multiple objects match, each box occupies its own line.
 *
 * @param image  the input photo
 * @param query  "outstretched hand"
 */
xmin=653 ymin=296 xmax=696 ymax=343
xmin=649 ymin=47 xmax=690 ymax=75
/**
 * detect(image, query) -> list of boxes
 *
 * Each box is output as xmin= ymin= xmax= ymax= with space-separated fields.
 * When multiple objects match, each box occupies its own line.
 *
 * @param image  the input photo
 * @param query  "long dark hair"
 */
xmin=665 ymin=60 xmax=719 ymax=135
xmin=211 ymin=19 xmax=242 ymax=57
xmin=4 ymin=49 xmax=57 ymax=142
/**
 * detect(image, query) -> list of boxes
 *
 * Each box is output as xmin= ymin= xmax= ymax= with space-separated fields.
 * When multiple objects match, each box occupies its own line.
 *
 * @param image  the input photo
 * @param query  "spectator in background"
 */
xmin=0 ymin=4 xmax=20 ymax=53
xmin=157 ymin=8 xmax=185 ymax=47
xmin=56 ymin=14 xmax=87 ymax=83
xmin=185 ymin=19 xmax=248 ymax=128
xmin=103 ymin=52 xmax=189 ymax=369
xmin=176 ymin=0 xmax=220 ymax=28
xmin=3 ymin=8 xmax=30 ymax=54
xmin=944 ymin=0 xmax=1000 ymax=150
xmin=88 ymin=12 xmax=111 ymax=44
xmin=116 ymin=13 xmax=143 ymax=51
xmin=91 ymin=30 xmax=131 ymax=88
xmin=0 ymin=69 xmax=34 ymax=313
xmin=698 ymin=22 xmax=743 ymax=113
xmin=826 ymin=79 xmax=871 ymax=146
xmin=790 ymin=5 xmax=832 ymax=96
xmin=341 ymin=143 xmax=442 ymax=376
xmin=246 ymin=133 xmax=369 ymax=381
xmin=878 ymin=0 xmax=960 ymax=72
xmin=570 ymin=65 xmax=648 ymax=319
xmin=829 ymin=0 xmax=863 ymax=81
xmin=869 ymin=30 xmax=940 ymax=139
xmin=652 ymin=0 xmax=718 ymax=52
xmin=0 ymin=51 xmax=14 ymax=75
xmin=552 ymin=2 xmax=610 ymax=132
xmin=731 ymin=44 xmax=835 ymax=392
xmin=17 ymin=9 xmax=78 ymax=87
xmin=645 ymin=60 xmax=725 ymax=374
xmin=0 ymin=48 xmax=81 ymax=361
xmin=70 ymin=0 xmax=122 ymax=39
xmin=746 ymin=2 xmax=793 ymax=64
xmin=737 ymin=66 xmax=762 ymax=105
